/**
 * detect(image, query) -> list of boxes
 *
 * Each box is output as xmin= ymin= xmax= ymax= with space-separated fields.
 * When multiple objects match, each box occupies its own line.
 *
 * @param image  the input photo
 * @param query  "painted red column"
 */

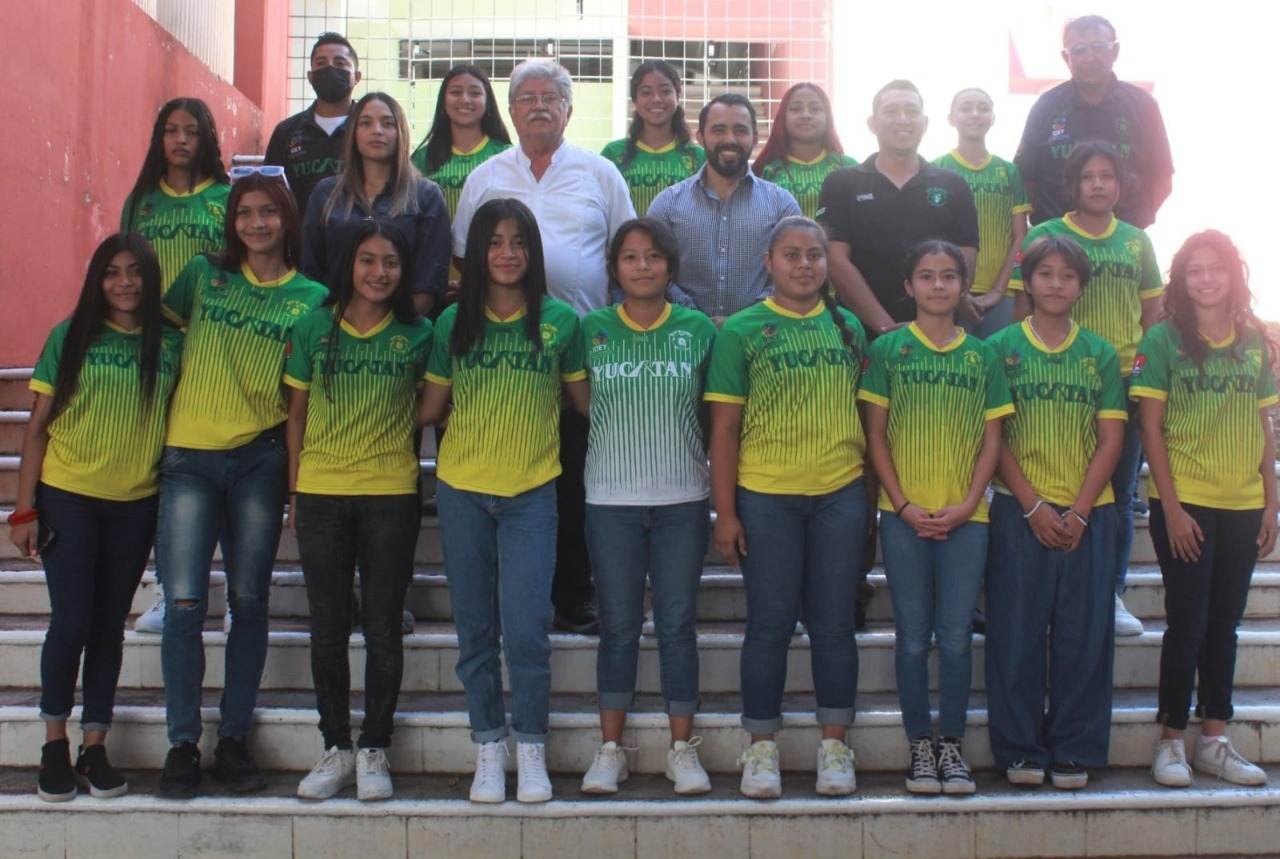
xmin=235 ymin=0 xmax=291 ymax=131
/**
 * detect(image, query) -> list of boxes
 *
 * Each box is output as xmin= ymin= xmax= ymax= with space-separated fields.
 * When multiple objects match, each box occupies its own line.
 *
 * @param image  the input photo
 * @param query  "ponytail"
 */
xmin=822 ymin=290 xmax=858 ymax=352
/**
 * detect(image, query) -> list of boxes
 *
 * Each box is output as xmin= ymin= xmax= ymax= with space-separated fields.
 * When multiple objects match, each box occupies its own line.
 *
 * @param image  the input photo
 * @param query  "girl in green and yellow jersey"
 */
xmin=985 ymin=235 xmax=1127 ymax=790
xmin=286 ymin=220 xmax=432 ymax=802
xmin=752 ymin=83 xmax=857 ymax=219
xmin=121 ymin=98 xmax=230 ymax=294
xmin=418 ymin=198 xmax=587 ymax=804
xmin=859 ymin=240 xmax=1013 ymax=796
xmin=1010 ymin=141 xmax=1163 ymax=635
xmin=707 ymin=216 xmax=868 ymax=799
xmin=1139 ymin=231 xmax=1278 ymax=789
xmin=154 ymin=173 xmax=327 ymax=800
xmin=601 ymin=61 xmax=705 ymax=216
xmin=12 ymin=234 xmax=182 ymax=803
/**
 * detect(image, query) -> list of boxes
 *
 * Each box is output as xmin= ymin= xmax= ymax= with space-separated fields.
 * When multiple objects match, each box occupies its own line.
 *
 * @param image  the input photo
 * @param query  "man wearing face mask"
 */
xmin=648 ymin=93 xmax=801 ymax=323
xmin=264 ymin=32 xmax=362 ymax=216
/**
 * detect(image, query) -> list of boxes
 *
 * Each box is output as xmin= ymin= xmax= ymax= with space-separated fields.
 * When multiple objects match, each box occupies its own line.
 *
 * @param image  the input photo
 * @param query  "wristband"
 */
xmin=1022 ymin=499 xmax=1045 ymax=519
xmin=1067 ymin=508 xmax=1089 ymax=528
xmin=7 ymin=509 xmax=38 ymax=525
xmin=895 ymin=500 xmax=911 ymax=515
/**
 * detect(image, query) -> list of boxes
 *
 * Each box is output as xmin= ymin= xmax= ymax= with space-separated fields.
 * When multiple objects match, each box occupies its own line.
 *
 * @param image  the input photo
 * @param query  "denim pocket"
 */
xmin=159 ymin=446 xmax=186 ymax=472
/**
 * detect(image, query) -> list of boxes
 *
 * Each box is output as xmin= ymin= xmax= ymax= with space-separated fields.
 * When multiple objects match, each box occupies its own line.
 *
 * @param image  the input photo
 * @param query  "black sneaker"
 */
xmin=74 ymin=744 xmax=128 ymax=798
xmin=212 ymin=736 xmax=267 ymax=793
xmin=553 ymin=601 xmax=600 ymax=635
xmin=905 ymin=737 xmax=941 ymax=794
xmin=37 ymin=739 xmax=77 ymax=802
xmin=1006 ymin=759 xmax=1046 ymax=786
xmin=1050 ymin=760 xmax=1088 ymax=790
xmin=937 ymin=737 xmax=976 ymax=795
xmin=158 ymin=742 xmax=202 ymax=799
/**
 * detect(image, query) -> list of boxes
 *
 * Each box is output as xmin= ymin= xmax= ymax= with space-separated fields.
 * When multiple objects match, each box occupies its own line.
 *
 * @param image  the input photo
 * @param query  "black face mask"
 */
xmin=310 ymin=66 xmax=354 ymax=104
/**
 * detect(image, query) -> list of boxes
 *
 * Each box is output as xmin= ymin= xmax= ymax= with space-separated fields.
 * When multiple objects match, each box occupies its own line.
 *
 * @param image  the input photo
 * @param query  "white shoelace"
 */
xmin=740 ymin=743 xmax=778 ymax=773
xmin=1201 ymin=738 xmax=1251 ymax=779
xmin=313 ymin=747 xmax=346 ymax=775
xmin=476 ymin=743 xmax=506 ymax=780
xmin=910 ymin=738 xmax=937 ymax=778
xmin=820 ymin=741 xmax=854 ymax=773
xmin=671 ymin=737 xmax=704 ymax=771
xmin=937 ymin=741 xmax=970 ymax=779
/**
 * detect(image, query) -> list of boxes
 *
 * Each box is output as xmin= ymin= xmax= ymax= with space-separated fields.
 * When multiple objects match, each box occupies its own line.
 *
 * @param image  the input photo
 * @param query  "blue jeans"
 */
xmin=38 ymin=484 xmax=156 ymax=731
xmin=586 ymin=500 xmax=708 ymax=715
xmin=880 ymin=512 xmax=987 ymax=740
xmin=736 ymin=481 xmax=866 ymax=734
xmin=985 ymin=494 xmax=1117 ymax=768
xmin=1111 ymin=383 xmax=1143 ymax=595
xmin=157 ymin=427 xmax=287 ymax=745
xmin=437 ymin=479 xmax=557 ymax=743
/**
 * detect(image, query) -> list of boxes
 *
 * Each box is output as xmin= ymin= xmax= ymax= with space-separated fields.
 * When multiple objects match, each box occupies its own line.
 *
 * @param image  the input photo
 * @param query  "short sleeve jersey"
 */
xmin=121 ymin=179 xmax=230 ymax=294
xmin=1130 ymin=322 xmax=1279 ymax=510
xmin=1010 ymin=214 xmax=1162 ymax=373
xmin=931 ymin=152 xmax=1031 ymax=295
xmin=426 ymin=297 xmax=587 ymax=497
xmin=704 ymin=299 xmax=868 ymax=496
xmin=987 ymin=320 xmax=1127 ymax=507
xmin=284 ymin=308 xmax=433 ymax=496
xmin=30 ymin=321 xmax=183 ymax=500
xmin=411 ymin=136 xmax=512 ymax=219
xmin=583 ymin=303 xmax=717 ymax=505
xmin=163 ymin=256 xmax=328 ymax=450
xmin=760 ymin=151 xmax=859 ymax=219
xmin=857 ymin=324 xmax=1014 ymax=522
xmin=601 ymin=139 xmax=705 ymax=219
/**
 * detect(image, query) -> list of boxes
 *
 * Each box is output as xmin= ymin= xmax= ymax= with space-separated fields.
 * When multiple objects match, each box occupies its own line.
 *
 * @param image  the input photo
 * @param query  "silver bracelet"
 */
xmin=1066 ymin=508 xmax=1089 ymax=528
xmin=1023 ymin=499 xmax=1045 ymax=519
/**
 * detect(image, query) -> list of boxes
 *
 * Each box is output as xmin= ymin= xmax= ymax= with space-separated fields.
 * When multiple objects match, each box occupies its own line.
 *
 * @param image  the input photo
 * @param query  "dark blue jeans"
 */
xmin=985 ymin=494 xmax=1117 ymax=768
xmin=296 ymin=493 xmax=419 ymax=749
xmin=1111 ymin=385 xmax=1143 ymax=595
xmin=38 ymin=483 xmax=156 ymax=730
xmin=586 ymin=500 xmax=708 ymax=715
xmin=736 ymin=481 xmax=866 ymax=734
xmin=157 ymin=427 xmax=287 ymax=745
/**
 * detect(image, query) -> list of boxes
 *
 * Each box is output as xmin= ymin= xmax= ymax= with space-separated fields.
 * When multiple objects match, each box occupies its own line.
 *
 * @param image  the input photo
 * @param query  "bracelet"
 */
xmin=1067 ymin=508 xmax=1089 ymax=528
xmin=1022 ymin=499 xmax=1045 ymax=519
xmin=6 ymin=509 xmax=38 ymax=525
xmin=895 ymin=500 xmax=912 ymax=515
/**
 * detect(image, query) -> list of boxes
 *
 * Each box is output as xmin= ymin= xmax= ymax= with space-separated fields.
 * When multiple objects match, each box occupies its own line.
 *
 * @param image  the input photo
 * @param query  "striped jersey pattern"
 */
xmin=601 ymin=138 xmax=705 ymax=216
xmin=931 ymin=151 xmax=1031 ymax=295
xmin=121 ymin=179 xmax=229 ymax=293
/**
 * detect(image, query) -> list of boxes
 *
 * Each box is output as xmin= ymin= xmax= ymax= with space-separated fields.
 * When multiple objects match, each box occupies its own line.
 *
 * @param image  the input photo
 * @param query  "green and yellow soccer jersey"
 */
xmin=284 ymin=308 xmax=432 ymax=495
xmin=601 ymin=138 xmax=705 ymax=216
xmin=30 ymin=321 xmax=183 ymax=500
xmin=411 ymin=135 xmax=511 ymax=219
xmin=1131 ymin=321 xmax=1279 ymax=509
xmin=1010 ymin=214 xmax=1162 ymax=372
xmin=931 ymin=151 xmax=1030 ymax=295
xmin=582 ymin=303 xmax=717 ymax=505
xmin=121 ymin=179 xmax=230 ymax=294
xmin=426 ymin=297 xmax=586 ymax=497
xmin=760 ymin=151 xmax=859 ymax=219
xmin=987 ymin=320 xmax=1127 ymax=507
xmin=857 ymin=323 xmax=1014 ymax=522
xmin=704 ymin=298 xmax=867 ymax=495
xmin=163 ymin=255 xmax=327 ymax=450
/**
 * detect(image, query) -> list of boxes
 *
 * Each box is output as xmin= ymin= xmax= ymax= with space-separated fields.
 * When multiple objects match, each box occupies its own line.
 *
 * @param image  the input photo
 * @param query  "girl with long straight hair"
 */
xmin=751 ymin=83 xmax=855 ymax=219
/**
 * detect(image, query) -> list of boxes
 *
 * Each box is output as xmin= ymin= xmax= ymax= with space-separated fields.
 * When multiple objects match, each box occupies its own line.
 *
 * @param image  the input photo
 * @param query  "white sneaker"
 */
xmin=297 ymin=746 xmax=356 ymax=799
xmin=516 ymin=742 xmax=552 ymax=803
xmin=666 ymin=737 xmax=712 ymax=795
xmin=1151 ymin=738 xmax=1192 ymax=787
xmin=739 ymin=740 xmax=781 ymax=799
xmin=469 ymin=741 xmax=508 ymax=803
xmin=1114 ymin=595 xmax=1144 ymax=636
xmin=223 ymin=606 xmax=233 ymax=634
xmin=816 ymin=738 xmax=857 ymax=796
xmin=1193 ymin=735 xmax=1267 ymax=786
xmin=133 ymin=592 xmax=166 ymax=634
xmin=356 ymin=747 xmax=393 ymax=801
xmin=581 ymin=741 xmax=629 ymax=794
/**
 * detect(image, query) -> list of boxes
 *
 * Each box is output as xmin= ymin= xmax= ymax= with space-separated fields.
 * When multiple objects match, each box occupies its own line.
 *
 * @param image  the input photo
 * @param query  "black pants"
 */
xmin=296 ymin=493 xmax=419 ymax=749
xmin=553 ymin=406 xmax=594 ymax=611
xmin=1150 ymin=500 xmax=1261 ymax=730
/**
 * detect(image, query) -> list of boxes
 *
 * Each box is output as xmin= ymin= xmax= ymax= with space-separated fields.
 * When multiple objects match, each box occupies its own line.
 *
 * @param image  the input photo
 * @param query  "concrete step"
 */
xmin=0 ymin=411 xmax=26 ymax=456
xmin=0 ymin=369 xmax=32 ymax=411
xmin=1 ymin=767 xmax=1277 ymax=859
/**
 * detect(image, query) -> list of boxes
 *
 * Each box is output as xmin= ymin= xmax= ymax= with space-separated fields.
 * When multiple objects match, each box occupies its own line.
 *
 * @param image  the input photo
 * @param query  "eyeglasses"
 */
xmin=1065 ymin=40 xmax=1117 ymax=57
xmin=513 ymin=93 xmax=565 ymax=108
xmin=230 ymin=164 xmax=291 ymax=188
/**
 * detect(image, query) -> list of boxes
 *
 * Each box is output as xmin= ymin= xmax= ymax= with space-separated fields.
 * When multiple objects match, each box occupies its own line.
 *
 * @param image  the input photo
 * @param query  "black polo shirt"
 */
xmin=1015 ymin=76 xmax=1173 ymax=228
xmin=818 ymin=155 xmax=979 ymax=323
xmin=264 ymin=103 xmax=351 ymax=216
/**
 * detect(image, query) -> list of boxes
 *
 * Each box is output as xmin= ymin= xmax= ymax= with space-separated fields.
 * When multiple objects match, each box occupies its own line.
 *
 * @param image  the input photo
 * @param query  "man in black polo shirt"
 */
xmin=1015 ymin=14 xmax=1173 ymax=228
xmin=819 ymin=80 xmax=979 ymax=334
xmin=264 ymin=32 xmax=362 ymax=216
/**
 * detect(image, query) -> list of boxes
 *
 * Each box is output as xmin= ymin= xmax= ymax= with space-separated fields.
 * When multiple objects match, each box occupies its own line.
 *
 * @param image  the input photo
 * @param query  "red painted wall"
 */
xmin=0 ymin=0 xmax=274 ymax=365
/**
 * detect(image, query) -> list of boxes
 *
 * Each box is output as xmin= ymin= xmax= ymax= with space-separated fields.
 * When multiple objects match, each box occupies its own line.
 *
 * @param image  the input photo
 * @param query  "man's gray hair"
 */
xmin=509 ymin=59 xmax=574 ymax=106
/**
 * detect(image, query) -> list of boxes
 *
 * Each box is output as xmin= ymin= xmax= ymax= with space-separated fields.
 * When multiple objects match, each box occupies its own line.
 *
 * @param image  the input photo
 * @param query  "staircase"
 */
xmin=1 ymin=368 xmax=1278 ymax=858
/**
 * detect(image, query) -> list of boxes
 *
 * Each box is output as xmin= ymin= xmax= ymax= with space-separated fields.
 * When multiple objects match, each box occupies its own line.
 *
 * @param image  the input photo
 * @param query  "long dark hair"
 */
xmin=414 ymin=65 xmax=511 ymax=173
xmin=621 ymin=61 xmax=694 ymax=167
xmin=50 ymin=233 xmax=166 ymax=420
xmin=215 ymin=173 xmax=302 ymax=272
xmin=123 ymin=98 xmax=229 ymax=231
xmin=1164 ymin=229 xmax=1277 ymax=368
xmin=318 ymin=220 xmax=419 ymax=399
xmin=767 ymin=216 xmax=859 ymax=351
xmin=452 ymin=198 xmax=546 ymax=357
xmin=752 ymin=83 xmax=845 ymax=177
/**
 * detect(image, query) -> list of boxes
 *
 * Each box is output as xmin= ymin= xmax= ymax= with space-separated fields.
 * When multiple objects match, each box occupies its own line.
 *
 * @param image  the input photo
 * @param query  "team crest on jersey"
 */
xmin=284 ymin=300 xmax=310 ymax=318
xmin=995 ymin=166 xmax=1008 ymax=182
xmin=925 ymin=187 xmax=948 ymax=207
xmin=1246 ymin=348 xmax=1264 ymax=371
xmin=1051 ymin=116 xmax=1067 ymax=139
xmin=140 ymin=203 xmax=154 ymax=218
xmin=540 ymin=322 xmax=558 ymax=343
xmin=207 ymin=202 xmax=225 ymax=222
xmin=898 ymin=342 xmax=913 ymax=359
xmin=1005 ymin=350 xmax=1022 ymax=368
xmin=591 ymin=330 xmax=609 ymax=351
xmin=964 ymin=350 xmax=982 ymax=368
xmin=761 ymin=323 xmax=778 ymax=339
xmin=389 ymin=335 xmax=409 ymax=354
xmin=1125 ymin=239 xmax=1142 ymax=257
xmin=1132 ymin=354 xmax=1146 ymax=377
xmin=1080 ymin=356 xmax=1098 ymax=376
xmin=669 ymin=329 xmax=692 ymax=351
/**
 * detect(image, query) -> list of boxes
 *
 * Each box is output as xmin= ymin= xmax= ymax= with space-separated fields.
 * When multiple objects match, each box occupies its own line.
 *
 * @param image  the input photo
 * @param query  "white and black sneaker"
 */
xmin=1006 ymin=760 xmax=1046 ymax=786
xmin=937 ymin=737 xmax=975 ymax=795
xmin=1050 ymin=760 xmax=1088 ymax=790
xmin=906 ymin=737 xmax=941 ymax=794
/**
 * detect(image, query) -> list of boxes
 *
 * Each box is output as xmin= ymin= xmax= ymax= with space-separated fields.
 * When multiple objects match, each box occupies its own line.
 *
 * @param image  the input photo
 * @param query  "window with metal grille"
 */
xmin=398 ymin=38 xmax=613 ymax=82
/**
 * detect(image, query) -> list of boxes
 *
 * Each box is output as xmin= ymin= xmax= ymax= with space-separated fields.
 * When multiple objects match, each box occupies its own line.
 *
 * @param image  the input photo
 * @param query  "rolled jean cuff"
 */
xmin=741 ymin=713 xmax=783 ymax=735
xmin=1156 ymin=710 xmax=1190 ymax=731
xmin=39 ymin=709 xmax=72 ymax=722
xmin=512 ymin=730 xmax=548 ymax=745
xmin=667 ymin=698 xmax=698 ymax=717
xmin=82 ymin=721 xmax=111 ymax=733
xmin=598 ymin=691 xmax=635 ymax=712
xmin=471 ymin=724 xmax=509 ymax=744
xmin=816 ymin=706 xmax=854 ymax=728
xmin=1196 ymin=702 xmax=1234 ymax=722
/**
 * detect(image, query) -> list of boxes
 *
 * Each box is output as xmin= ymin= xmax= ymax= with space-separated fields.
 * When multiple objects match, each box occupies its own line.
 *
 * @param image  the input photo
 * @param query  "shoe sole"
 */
xmin=905 ymin=778 xmax=942 ymax=795
xmin=942 ymin=779 xmax=976 ymax=795
xmin=582 ymin=768 xmax=629 ymax=794
xmin=1051 ymin=775 xmax=1088 ymax=790
xmin=358 ymin=788 xmax=394 ymax=801
xmin=469 ymin=789 xmax=506 ymax=803
xmin=816 ymin=781 xmax=856 ymax=796
xmin=157 ymin=782 xmax=199 ymax=800
xmin=212 ymin=773 xmax=268 ymax=794
xmin=1006 ymin=769 xmax=1045 ymax=786
xmin=740 ymin=786 xmax=782 ymax=799
xmin=667 ymin=773 xmax=713 ymax=795
xmin=75 ymin=775 xmax=128 ymax=799
xmin=36 ymin=786 xmax=77 ymax=803
xmin=1191 ymin=766 xmax=1266 ymax=786
xmin=297 ymin=777 xmax=356 ymax=800
xmin=1152 ymin=770 xmax=1193 ymax=788
xmin=517 ymin=789 xmax=553 ymax=803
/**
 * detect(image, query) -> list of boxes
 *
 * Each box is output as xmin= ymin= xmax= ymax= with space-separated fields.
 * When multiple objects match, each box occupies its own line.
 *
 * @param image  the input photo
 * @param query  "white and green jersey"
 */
xmin=582 ymin=303 xmax=717 ymax=505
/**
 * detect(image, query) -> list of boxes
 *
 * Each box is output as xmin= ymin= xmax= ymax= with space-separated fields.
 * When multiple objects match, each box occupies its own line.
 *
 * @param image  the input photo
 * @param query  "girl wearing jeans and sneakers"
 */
xmin=1137 ymin=231 xmax=1277 ymax=788
xmin=708 ymin=216 xmax=869 ymax=799
xmin=859 ymin=240 xmax=1012 ymax=795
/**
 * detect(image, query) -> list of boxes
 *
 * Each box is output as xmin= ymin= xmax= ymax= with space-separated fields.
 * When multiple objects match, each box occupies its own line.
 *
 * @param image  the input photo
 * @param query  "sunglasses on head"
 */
xmin=230 ymin=164 xmax=291 ymax=188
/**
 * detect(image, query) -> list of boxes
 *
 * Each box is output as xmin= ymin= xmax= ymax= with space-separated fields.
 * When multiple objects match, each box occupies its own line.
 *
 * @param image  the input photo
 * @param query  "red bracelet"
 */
xmin=7 ymin=509 xmax=38 ymax=525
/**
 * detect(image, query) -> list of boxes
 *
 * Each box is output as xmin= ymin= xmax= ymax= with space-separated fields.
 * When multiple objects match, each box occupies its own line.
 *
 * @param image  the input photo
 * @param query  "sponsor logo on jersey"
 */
xmin=591 ymin=329 xmax=609 ymax=351
xmin=1051 ymin=116 xmax=1067 ymax=139
xmin=1005 ymin=350 xmax=1022 ymax=368
xmin=856 ymin=193 xmax=875 ymax=202
xmin=898 ymin=342 xmax=913 ymax=358
xmin=761 ymin=323 xmax=777 ymax=339
xmin=1131 ymin=354 xmax=1146 ymax=376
